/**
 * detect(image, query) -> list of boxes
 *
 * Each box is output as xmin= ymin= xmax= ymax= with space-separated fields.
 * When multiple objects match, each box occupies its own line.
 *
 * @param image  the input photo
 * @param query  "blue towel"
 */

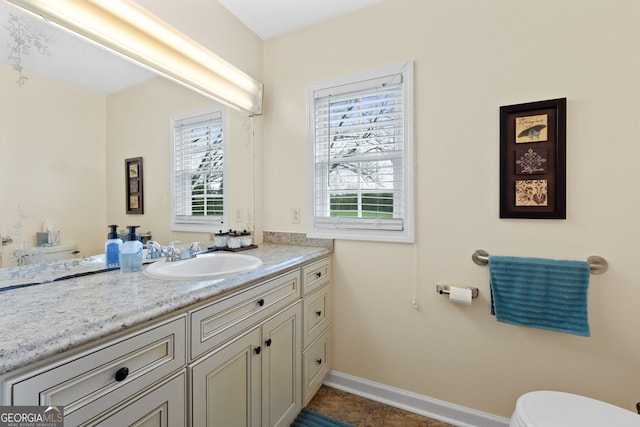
xmin=489 ymin=256 xmax=591 ymax=336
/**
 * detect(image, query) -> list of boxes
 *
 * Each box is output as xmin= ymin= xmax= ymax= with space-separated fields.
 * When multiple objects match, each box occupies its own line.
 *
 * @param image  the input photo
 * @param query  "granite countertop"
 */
xmin=0 ymin=243 xmax=330 ymax=376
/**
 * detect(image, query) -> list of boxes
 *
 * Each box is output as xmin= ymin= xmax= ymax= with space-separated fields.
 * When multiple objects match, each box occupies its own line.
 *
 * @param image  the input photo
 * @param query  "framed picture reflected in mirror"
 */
xmin=125 ymin=157 xmax=144 ymax=214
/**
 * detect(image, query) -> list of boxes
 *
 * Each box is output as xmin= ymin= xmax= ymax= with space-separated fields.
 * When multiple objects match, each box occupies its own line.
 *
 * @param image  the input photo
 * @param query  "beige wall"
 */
xmin=0 ymin=65 xmax=106 ymax=263
xmin=262 ymin=0 xmax=640 ymax=418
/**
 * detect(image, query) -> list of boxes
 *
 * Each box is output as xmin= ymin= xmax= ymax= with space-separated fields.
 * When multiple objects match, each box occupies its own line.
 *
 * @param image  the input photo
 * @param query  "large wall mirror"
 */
xmin=0 ymin=0 xmax=257 ymax=268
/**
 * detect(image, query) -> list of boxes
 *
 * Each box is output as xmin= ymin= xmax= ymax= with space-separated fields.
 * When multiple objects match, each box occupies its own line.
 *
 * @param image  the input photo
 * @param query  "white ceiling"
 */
xmin=0 ymin=0 xmax=381 ymax=94
xmin=217 ymin=0 xmax=383 ymax=39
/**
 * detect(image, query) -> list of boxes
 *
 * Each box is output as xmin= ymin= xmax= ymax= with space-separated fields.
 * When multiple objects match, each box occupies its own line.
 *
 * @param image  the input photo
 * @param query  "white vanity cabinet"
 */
xmin=1 ymin=315 xmax=187 ymax=427
xmin=189 ymin=269 xmax=303 ymax=427
xmin=190 ymin=302 xmax=302 ymax=427
xmin=301 ymin=258 xmax=332 ymax=405
xmin=0 ymin=254 xmax=332 ymax=427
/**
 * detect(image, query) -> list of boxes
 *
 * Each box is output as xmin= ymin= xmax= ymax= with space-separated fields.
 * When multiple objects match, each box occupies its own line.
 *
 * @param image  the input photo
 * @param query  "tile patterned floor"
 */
xmin=306 ymin=385 xmax=457 ymax=427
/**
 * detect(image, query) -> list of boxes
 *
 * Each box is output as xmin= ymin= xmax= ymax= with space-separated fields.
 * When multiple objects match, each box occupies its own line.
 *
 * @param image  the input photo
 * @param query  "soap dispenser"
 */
xmin=105 ymin=224 xmax=122 ymax=268
xmin=119 ymin=225 xmax=143 ymax=272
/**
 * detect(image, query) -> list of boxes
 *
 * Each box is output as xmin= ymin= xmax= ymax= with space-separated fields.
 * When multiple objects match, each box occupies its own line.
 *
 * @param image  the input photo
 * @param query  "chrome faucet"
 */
xmin=165 ymin=241 xmax=181 ymax=262
xmin=166 ymin=241 xmax=201 ymax=262
xmin=178 ymin=242 xmax=201 ymax=260
xmin=145 ymin=241 xmax=165 ymax=259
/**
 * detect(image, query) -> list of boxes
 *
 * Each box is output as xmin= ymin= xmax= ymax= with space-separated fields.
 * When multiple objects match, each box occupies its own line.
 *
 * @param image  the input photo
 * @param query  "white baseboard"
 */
xmin=323 ymin=370 xmax=510 ymax=427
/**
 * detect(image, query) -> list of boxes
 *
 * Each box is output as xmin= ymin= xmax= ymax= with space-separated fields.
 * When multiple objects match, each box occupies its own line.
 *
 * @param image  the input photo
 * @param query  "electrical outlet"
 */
xmin=291 ymin=208 xmax=300 ymax=224
xmin=235 ymin=208 xmax=243 ymax=223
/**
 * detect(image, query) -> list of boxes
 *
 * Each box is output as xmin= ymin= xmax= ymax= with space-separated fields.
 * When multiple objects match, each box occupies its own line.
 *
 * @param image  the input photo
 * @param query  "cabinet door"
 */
xmin=262 ymin=303 xmax=302 ymax=427
xmin=88 ymin=371 xmax=186 ymax=427
xmin=191 ymin=327 xmax=261 ymax=427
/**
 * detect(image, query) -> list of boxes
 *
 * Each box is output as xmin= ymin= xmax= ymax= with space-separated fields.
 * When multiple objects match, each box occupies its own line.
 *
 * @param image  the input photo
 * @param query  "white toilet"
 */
xmin=510 ymin=391 xmax=640 ymax=427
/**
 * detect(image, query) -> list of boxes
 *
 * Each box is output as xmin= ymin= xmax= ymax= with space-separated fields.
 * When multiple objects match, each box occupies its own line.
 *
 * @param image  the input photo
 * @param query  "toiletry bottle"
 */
xmin=119 ymin=225 xmax=143 ymax=272
xmin=105 ymin=224 xmax=122 ymax=268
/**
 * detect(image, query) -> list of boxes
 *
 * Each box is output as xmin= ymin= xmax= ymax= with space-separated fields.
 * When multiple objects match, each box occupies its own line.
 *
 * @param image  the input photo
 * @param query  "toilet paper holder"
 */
xmin=436 ymin=284 xmax=479 ymax=299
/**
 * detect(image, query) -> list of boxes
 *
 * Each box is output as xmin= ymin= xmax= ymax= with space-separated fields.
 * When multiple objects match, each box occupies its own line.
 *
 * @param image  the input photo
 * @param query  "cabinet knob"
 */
xmin=315 ymin=272 xmax=322 ymax=279
xmin=257 ymin=298 xmax=265 ymax=307
xmin=315 ymin=310 xmax=322 ymax=316
xmin=316 ymin=359 xmax=323 ymax=365
xmin=115 ymin=367 xmax=129 ymax=382
xmin=265 ymin=338 xmax=272 ymax=347
xmin=254 ymin=346 xmax=261 ymax=355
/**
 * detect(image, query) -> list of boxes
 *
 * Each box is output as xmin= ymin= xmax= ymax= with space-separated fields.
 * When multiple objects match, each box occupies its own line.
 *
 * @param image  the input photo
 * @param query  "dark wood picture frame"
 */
xmin=500 ymin=98 xmax=566 ymax=219
xmin=125 ymin=157 xmax=144 ymax=214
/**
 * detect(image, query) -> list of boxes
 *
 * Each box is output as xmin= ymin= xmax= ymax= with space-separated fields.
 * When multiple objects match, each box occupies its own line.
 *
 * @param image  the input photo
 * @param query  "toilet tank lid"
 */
xmin=15 ymin=244 xmax=78 ymax=256
xmin=515 ymin=391 xmax=640 ymax=427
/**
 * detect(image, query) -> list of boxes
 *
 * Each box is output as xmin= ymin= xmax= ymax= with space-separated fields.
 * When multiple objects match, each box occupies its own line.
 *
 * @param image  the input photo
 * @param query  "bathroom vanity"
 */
xmin=0 ymin=244 xmax=331 ymax=427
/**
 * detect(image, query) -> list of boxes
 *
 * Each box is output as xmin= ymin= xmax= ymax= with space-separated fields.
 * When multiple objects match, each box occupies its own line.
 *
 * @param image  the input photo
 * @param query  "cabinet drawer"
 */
xmin=11 ymin=316 xmax=186 ymax=425
xmin=302 ymin=327 xmax=331 ymax=406
xmin=88 ymin=371 xmax=186 ymax=427
xmin=302 ymin=258 xmax=330 ymax=296
xmin=190 ymin=270 xmax=300 ymax=359
xmin=303 ymin=284 xmax=331 ymax=349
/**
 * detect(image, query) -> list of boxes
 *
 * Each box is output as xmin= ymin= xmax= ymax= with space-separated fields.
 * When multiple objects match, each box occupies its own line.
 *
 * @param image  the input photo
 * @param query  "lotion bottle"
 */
xmin=105 ymin=224 xmax=122 ymax=269
xmin=119 ymin=225 xmax=143 ymax=272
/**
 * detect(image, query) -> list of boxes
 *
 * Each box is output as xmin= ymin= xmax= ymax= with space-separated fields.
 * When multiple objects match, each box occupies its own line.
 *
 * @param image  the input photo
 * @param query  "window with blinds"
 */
xmin=171 ymin=107 xmax=226 ymax=231
xmin=307 ymin=62 xmax=414 ymax=243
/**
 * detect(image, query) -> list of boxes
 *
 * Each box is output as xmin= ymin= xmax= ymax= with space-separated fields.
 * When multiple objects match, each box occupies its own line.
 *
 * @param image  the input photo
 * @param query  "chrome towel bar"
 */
xmin=471 ymin=249 xmax=608 ymax=275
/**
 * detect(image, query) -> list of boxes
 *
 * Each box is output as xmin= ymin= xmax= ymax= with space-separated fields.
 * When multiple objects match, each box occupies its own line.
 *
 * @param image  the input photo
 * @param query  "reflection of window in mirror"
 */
xmin=171 ymin=106 xmax=227 ymax=231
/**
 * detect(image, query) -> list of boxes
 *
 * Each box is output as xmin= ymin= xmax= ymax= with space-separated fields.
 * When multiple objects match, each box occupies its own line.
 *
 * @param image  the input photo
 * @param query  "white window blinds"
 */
xmin=172 ymin=108 xmax=225 ymax=230
xmin=308 ymin=62 xmax=414 ymax=243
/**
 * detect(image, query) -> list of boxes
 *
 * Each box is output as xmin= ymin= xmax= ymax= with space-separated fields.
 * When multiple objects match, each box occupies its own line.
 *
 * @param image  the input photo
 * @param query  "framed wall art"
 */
xmin=499 ymin=98 xmax=566 ymax=219
xmin=125 ymin=157 xmax=144 ymax=214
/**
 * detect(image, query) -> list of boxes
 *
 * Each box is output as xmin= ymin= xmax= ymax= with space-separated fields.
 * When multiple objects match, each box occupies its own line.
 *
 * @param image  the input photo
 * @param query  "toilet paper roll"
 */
xmin=449 ymin=287 xmax=472 ymax=305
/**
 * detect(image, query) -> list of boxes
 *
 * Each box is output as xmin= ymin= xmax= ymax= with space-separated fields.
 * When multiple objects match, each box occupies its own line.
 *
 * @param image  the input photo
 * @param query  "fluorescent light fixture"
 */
xmin=7 ymin=0 xmax=263 ymax=114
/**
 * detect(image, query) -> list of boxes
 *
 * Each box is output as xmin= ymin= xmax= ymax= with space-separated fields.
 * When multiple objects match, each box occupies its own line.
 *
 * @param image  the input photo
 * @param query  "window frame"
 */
xmin=306 ymin=62 xmax=415 ymax=243
xmin=170 ymin=105 xmax=228 ymax=232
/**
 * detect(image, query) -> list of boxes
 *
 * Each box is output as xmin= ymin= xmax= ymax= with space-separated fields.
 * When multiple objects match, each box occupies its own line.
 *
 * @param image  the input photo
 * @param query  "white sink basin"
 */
xmin=143 ymin=252 xmax=263 ymax=280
